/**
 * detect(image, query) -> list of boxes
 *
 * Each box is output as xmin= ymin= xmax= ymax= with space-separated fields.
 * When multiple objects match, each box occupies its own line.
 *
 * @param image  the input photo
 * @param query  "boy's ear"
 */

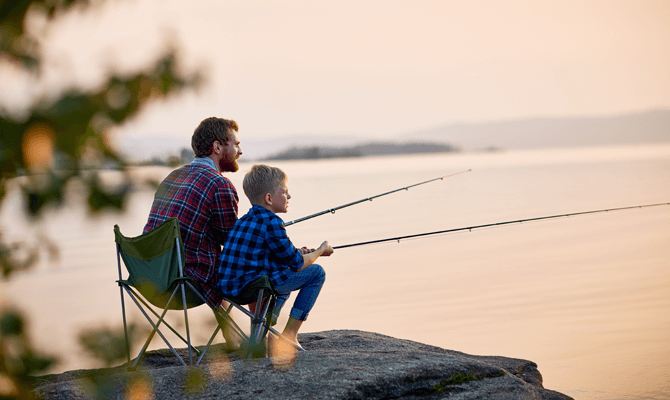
xmin=264 ymin=192 xmax=273 ymax=206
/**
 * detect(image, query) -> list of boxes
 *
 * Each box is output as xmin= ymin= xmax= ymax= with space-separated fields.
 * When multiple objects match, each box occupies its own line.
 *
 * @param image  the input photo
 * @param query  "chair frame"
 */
xmin=115 ymin=223 xmax=303 ymax=369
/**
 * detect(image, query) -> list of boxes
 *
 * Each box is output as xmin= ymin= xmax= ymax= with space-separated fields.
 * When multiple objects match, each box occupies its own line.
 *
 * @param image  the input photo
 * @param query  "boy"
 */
xmin=218 ymin=164 xmax=333 ymax=349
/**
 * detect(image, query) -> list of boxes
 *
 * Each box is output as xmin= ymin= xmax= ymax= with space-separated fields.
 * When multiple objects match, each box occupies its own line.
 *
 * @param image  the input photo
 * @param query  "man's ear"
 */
xmin=210 ymin=141 xmax=220 ymax=157
xmin=264 ymin=192 xmax=273 ymax=206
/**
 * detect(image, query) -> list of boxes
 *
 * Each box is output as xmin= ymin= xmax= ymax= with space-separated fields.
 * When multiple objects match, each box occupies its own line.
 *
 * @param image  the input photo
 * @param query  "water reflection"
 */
xmin=1 ymin=145 xmax=669 ymax=400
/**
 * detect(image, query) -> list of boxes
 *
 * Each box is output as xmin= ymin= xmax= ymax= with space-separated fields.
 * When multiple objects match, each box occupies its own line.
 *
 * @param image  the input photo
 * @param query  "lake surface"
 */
xmin=2 ymin=144 xmax=669 ymax=399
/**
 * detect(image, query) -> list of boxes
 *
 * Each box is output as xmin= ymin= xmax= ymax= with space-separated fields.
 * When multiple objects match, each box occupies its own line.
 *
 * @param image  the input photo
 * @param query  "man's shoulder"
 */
xmin=182 ymin=164 xmax=234 ymax=188
xmin=162 ymin=164 xmax=190 ymax=180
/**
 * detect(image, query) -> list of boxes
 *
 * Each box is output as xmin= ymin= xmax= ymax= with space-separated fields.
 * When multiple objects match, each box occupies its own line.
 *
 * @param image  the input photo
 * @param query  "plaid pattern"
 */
xmin=218 ymin=205 xmax=304 ymax=298
xmin=144 ymin=158 xmax=238 ymax=306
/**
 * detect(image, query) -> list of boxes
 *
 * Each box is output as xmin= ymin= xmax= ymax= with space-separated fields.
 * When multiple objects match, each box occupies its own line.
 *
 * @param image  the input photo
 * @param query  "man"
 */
xmin=143 ymin=117 xmax=242 ymax=347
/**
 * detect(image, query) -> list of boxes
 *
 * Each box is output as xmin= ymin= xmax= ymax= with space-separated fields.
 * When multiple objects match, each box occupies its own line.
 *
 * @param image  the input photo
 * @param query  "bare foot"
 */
xmin=223 ymin=323 xmax=241 ymax=352
xmin=269 ymin=335 xmax=298 ymax=370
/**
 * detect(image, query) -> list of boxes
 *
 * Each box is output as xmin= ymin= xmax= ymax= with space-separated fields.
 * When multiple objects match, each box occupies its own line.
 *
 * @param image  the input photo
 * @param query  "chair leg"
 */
xmin=196 ymin=304 xmax=253 ymax=364
xmin=117 ymin=247 xmax=131 ymax=364
xmin=123 ymin=285 xmax=187 ymax=368
xmin=257 ymin=296 xmax=272 ymax=341
xmin=248 ymin=289 xmax=270 ymax=358
xmin=119 ymin=285 xmax=131 ymax=364
xmin=197 ymin=324 xmax=221 ymax=365
xmin=220 ymin=296 xmax=305 ymax=354
xmin=179 ymin=281 xmax=254 ymax=364
xmin=180 ymin=282 xmax=193 ymax=365
xmin=267 ymin=326 xmax=305 ymax=352
xmin=212 ymin=305 xmax=246 ymax=345
xmin=218 ymin=304 xmax=248 ymax=343
xmin=131 ymin=286 xmax=200 ymax=356
xmin=183 ymin=281 xmax=250 ymax=350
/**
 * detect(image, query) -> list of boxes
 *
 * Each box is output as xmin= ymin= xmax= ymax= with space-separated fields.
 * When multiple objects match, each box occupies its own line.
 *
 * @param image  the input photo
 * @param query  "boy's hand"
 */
xmin=298 ymin=246 xmax=315 ymax=255
xmin=318 ymin=241 xmax=334 ymax=257
xmin=298 ymin=241 xmax=334 ymax=271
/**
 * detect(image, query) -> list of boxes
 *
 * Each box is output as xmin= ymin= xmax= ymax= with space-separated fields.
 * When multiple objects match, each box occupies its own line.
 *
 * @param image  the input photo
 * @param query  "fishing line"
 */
xmin=284 ymin=169 xmax=471 ymax=227
xmin=333 ymin=202 xmax=670 ymax=250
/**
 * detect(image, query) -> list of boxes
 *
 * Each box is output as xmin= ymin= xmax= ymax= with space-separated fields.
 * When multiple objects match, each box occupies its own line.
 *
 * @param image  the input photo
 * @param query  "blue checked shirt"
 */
xmin=218 ymin=205 xmax=304 ymax=297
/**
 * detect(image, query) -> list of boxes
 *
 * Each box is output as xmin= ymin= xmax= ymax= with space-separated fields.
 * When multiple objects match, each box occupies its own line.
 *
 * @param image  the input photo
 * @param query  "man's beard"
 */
xmin=219 ymin=156 xmax=239 ymax=173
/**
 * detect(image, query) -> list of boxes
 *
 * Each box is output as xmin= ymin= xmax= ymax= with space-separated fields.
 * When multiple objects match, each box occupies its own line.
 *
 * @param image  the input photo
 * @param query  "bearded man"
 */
xmin=143 ymin=117 xmax=243 ymax=347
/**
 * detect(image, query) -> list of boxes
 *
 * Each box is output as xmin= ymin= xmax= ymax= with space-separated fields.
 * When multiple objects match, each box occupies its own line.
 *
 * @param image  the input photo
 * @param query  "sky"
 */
xmin=3 ymin=0 xmax=670 ymax=154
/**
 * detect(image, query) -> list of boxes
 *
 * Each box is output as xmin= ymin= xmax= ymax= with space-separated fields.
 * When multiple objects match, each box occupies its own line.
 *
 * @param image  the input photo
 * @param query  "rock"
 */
xmin=30 ymin=330 xmax=572 ymax=399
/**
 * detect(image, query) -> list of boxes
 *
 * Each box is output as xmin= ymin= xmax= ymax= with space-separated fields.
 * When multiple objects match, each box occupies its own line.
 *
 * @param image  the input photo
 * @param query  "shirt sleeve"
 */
xmin=211 ymin=179 xmax=239 ymax=246
xmin=265 ymin=217 xmax=304 ymax=271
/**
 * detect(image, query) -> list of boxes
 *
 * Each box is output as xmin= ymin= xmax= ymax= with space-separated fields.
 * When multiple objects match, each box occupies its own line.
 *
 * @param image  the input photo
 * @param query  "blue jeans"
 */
xmin=273 ymin=264 xmax=326 ymax=321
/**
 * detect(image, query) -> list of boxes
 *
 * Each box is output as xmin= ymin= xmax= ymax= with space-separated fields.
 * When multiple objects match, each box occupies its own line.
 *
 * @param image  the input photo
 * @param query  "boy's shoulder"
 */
xmin=238 ymin=205 xmax=283 ymax=227
xmin=247 ymin=204 xmax=275 ymax=217
xmin=226 ymin=206 xmax=285 ymax=243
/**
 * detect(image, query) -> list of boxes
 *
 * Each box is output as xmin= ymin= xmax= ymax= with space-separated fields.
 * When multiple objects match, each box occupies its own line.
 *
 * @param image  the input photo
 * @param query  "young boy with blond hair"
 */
xmin=217 ymin=164 xmax=333 ymax=348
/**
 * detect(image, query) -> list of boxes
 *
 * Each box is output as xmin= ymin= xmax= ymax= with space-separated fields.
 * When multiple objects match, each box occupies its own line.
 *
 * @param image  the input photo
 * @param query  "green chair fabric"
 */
xmin=115 ymin=218 xmax=205 ymax=309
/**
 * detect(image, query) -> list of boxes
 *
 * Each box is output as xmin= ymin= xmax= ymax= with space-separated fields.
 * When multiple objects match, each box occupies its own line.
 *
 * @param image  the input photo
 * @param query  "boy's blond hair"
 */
xmin=243 ymin=164 xmax=287 ymax=205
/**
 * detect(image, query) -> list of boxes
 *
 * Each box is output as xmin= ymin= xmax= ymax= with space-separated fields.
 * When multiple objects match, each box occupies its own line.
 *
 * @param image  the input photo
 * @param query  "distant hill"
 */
xmin=120 ymin=109 xmax=670 ymax=161
xmin=401 ymin=109 xmax=670 ymax=151
xmin=263 ymin=141 xmax=458 ymax=160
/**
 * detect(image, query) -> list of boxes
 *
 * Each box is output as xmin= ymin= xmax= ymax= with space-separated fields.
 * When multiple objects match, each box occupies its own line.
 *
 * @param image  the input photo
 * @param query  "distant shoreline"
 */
xmin=262 ymin=141 xmax=459 ymax=161
xmin=120 ymin=109 xmax=670 ymax=163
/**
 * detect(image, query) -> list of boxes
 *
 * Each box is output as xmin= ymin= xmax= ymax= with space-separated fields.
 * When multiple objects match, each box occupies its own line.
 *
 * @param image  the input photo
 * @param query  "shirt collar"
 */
xmin=251 ymin=204 xmax=284 ymax=223
xmin=191 ymin=156 xmax=219 ymax=173
xmin=251 ymin=204 xmax=268 ymax=215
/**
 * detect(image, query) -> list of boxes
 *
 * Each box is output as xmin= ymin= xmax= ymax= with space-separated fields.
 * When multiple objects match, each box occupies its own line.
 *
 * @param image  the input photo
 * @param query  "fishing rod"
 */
xmin=333 ymin=202 xmax=670 ymax=249
xmin=284 ymin=169 xmax=472 ymax=227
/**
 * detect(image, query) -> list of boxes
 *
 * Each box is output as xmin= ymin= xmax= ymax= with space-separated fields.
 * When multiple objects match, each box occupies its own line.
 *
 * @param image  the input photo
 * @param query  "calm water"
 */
xmin=2 ymin=144 xmax=669 ymax=399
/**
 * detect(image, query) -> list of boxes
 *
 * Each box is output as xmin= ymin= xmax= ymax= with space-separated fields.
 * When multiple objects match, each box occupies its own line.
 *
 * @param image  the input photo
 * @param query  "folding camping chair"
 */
xmin=115 ymin=218 xmax=303 ymax=369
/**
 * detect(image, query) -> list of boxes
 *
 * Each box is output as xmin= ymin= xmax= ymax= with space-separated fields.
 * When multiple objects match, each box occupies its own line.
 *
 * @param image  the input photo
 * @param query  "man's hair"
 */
xmin=243 ymin=164 xmax=287 ymax=205
xmin=191 ymin=117 xmax=239 ymax=158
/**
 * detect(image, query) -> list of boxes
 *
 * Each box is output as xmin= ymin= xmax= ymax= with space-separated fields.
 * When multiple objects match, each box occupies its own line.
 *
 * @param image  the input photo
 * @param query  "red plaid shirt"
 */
xmin=144 ymin=157 xmax=238 ymax=306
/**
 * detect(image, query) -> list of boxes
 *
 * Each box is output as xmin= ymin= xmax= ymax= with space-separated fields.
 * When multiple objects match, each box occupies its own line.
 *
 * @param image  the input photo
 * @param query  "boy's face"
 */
xmin=268 ymin=178 xmax=290 ymax=214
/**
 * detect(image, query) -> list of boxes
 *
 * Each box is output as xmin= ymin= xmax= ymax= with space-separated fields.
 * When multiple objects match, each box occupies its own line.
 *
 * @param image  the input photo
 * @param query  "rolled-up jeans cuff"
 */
xmin=289 ymin=307 xmax=309 ymax=321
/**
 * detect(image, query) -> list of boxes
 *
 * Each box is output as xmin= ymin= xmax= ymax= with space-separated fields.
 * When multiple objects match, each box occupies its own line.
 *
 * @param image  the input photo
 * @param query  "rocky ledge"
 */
xmin=31 ymin=330 xmax=572 ymax=399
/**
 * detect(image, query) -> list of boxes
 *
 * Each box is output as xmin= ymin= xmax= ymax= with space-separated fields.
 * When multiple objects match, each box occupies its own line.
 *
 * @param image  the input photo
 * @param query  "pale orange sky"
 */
xmin=3 ymin=0 xmax=670 ymax=144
